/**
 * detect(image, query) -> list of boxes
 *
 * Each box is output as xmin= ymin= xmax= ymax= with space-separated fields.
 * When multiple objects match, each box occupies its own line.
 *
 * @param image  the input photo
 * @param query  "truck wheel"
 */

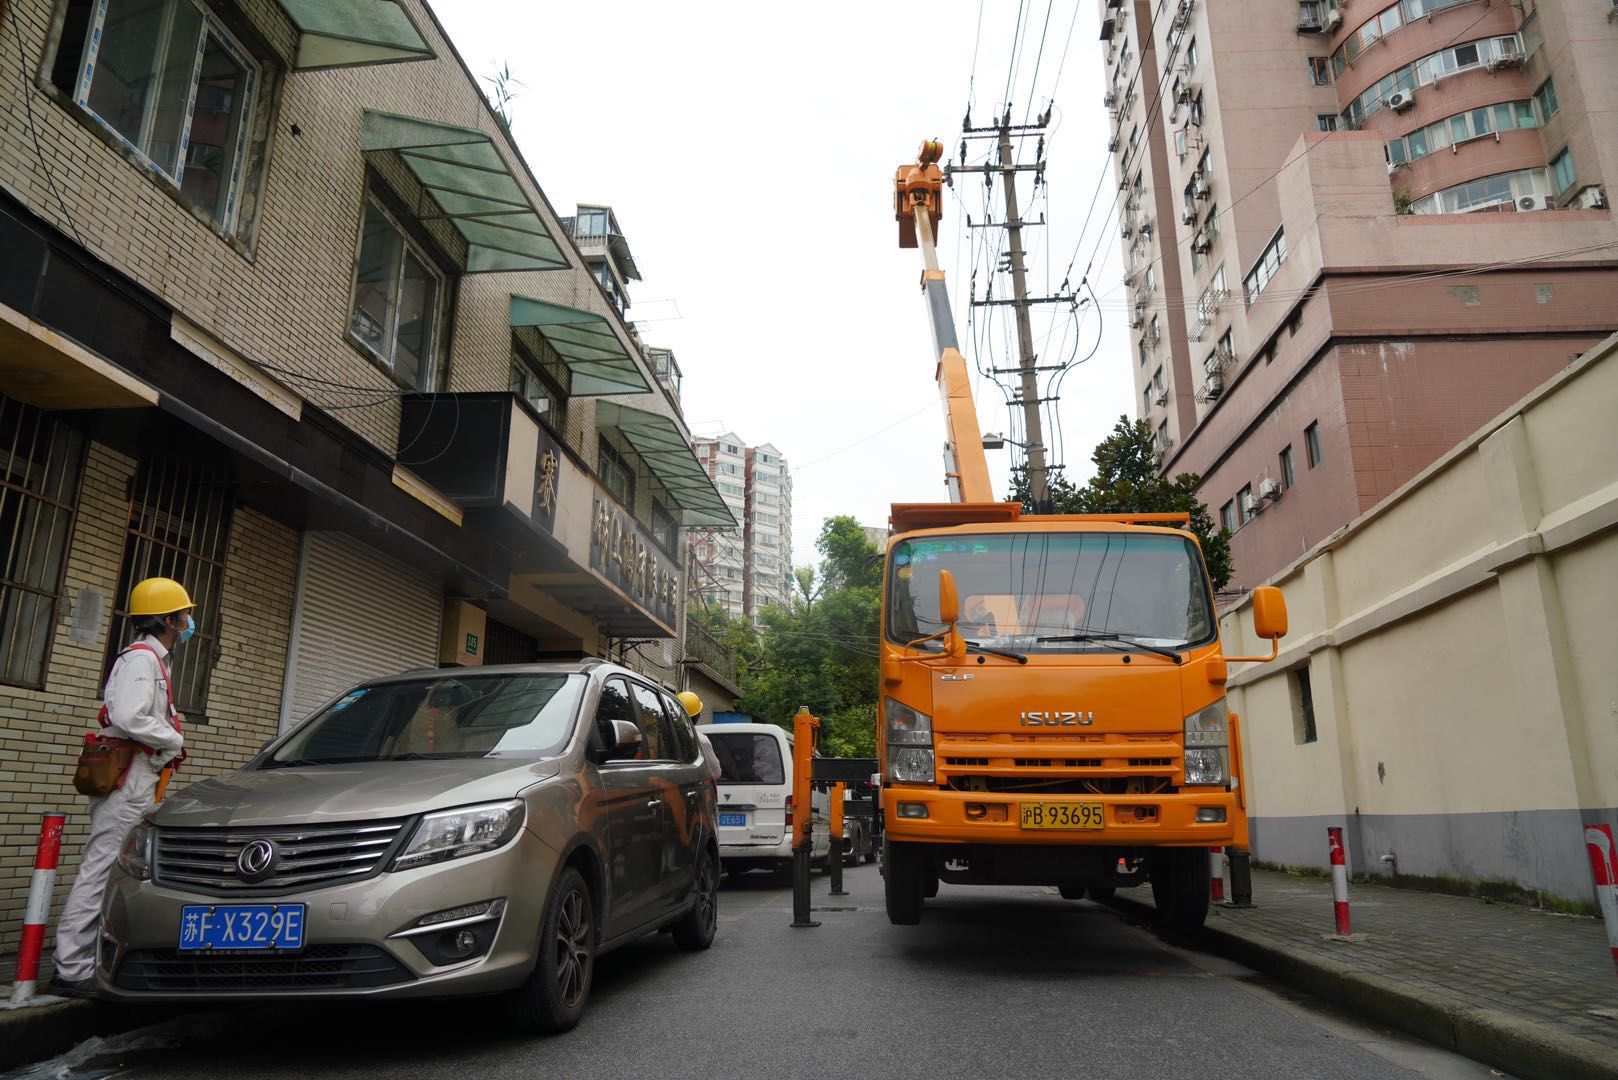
xmin=1088 ymin=886 xmax=1116 ymax=902
xmin=883 ymin=837 xmax=925 ymax=925
xmin=1058 ymin=884 xmax=1086 ymax=900
xmin=1150 ymin=849 xmax=1210 ymax=933
xmin=923 ymin=870 xmax=940 ymax=898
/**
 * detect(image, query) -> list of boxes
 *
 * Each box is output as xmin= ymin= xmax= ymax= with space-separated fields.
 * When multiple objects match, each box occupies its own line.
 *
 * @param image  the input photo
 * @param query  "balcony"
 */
xmin=683 ymin=622 xmax=740 ymax=696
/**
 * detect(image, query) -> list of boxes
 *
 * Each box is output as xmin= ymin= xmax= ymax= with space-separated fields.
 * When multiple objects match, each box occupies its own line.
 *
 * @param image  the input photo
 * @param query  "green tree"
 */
xmin=1013 ymin=416 xmax=1233 ymax=589
xmin=732 ymin=517 xmax=881 ymax=757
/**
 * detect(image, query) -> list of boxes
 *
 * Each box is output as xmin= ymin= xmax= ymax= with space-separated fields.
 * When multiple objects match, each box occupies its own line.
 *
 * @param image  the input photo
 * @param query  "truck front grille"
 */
xmin=937 ymin=733 xmax=1181 ymax=795
xmin=948 ymin=775 xmax=1177 ymax=795
xmin=153 ymin=819 xmax=410 ymax=895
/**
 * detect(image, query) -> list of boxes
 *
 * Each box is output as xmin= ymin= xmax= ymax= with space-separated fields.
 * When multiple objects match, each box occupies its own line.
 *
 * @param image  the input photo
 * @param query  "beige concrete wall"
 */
xmin=1220 ymin=331 xmax=1618 ymax=901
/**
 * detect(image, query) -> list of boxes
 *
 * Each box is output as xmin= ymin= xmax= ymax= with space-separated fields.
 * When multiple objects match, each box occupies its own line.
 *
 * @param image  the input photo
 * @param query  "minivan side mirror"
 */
xmin=601 ymin=719 xmax=642 ymax=762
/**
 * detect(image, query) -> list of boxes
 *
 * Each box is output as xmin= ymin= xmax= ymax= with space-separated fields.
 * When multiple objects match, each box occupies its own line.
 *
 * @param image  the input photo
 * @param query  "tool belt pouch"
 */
xmin=74 ymin=733 xmax=138 ymax=798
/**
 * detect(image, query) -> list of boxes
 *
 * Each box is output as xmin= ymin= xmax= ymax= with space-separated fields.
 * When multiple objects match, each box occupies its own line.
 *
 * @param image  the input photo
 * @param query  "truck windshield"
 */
xmin=264 ymin=673 xmax=585 ymax=766
xmin=886 ymin=532 xmax=1215 ymax=654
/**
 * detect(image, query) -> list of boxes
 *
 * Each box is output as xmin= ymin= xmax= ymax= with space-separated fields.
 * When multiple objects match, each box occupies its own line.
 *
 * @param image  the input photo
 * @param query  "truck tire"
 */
xmin=1149 ymin=849 xmax=1210 ymax=933
xmin=1088 ymin=885 xmax=1116 ymax=902
xmin=1058 ymin=884 xmax=1086 ymax=900
xmin=883 ymin=837 xmax=925 ymax=925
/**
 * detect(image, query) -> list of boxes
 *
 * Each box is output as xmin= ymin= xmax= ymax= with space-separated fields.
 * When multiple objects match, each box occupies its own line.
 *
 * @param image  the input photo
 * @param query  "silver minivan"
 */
xmin=96 ymin=660 xmax=718 ymax=1033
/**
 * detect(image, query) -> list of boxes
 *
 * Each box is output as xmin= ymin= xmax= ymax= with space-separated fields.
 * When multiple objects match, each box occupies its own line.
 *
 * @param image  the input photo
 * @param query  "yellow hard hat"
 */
xmin=128 ymin=577 xmax=195 ymax=617
xmin=676 ymin=691 xmax=702 ymax=718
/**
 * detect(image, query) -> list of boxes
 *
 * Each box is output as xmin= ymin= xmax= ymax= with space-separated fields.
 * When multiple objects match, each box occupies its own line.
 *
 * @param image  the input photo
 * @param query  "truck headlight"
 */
xmin=885 ymin=697 xmax=932 ymax=746
xmin=1183 ymin=699 xmax=1228 ymax=786
xmin=888 ymin=746 xmax=935 ymax=784
xmin=392 ymin=801 xmax=525 ymax=872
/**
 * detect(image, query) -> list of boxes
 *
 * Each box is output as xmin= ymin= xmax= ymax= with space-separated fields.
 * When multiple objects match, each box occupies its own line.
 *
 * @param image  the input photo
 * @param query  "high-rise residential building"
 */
xmin=691 ymin=435 xmax=794 ymax=624
xmin=1100 ymin=0 xmax=1618 ymax=591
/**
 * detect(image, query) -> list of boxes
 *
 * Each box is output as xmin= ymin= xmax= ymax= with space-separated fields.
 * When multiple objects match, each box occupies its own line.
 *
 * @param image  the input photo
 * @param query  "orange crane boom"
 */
xmin=895 ymin=140 xmax=994 ymax=506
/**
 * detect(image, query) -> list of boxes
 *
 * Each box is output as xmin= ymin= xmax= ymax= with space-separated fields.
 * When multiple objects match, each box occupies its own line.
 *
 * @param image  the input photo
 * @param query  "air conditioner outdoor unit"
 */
xmin=1192 ymin=176 xmax=1210 ymax=199
xmin=1192 ymin=230 xmax=1211 ymax=253
xmin=1575 ymin=187 xmax=1607 ymax=210
xmin=1388 ymin=90 xmax=1415 ymax=112
xmin=1387 ymin=160 xmax=1402 ymax=175
xmin=1181 ymin=209 xmax=1198 ymax=226
xmin=1325 ymin=8 xmax=1343 ymax=29
xmin=1242 ymin=492 xmax=1262 ymax=516
xmin=1517 ymin=193 xmax=1550 ymax=212
xmin=1259 ymin=477 xmax=1283 ymax=500
xmin=1121 ymin=219 xmax=1134 ymax=238
xmin=1108 ymin=135 xmax=1121 ymax=153
xmin=1129 ymin=310 xmax=1145 ymax=329
xmin=1104 ymin=91 xmax=1118 ymax=109
xmin=1205 ymin=372 xmax=1224 ymax=397
xmin=1154 ymin=391 xmax=1169 ymax=406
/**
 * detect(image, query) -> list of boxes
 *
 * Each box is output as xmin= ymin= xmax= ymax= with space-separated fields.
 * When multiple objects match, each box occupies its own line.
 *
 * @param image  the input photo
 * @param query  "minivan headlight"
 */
xmin=392 ymin=801 xmax=525 ymax=872
xmin=1183 ymin=699 xmax=1229 ymax=786
xmin=118 ymin=822 xmax=153 ymax=880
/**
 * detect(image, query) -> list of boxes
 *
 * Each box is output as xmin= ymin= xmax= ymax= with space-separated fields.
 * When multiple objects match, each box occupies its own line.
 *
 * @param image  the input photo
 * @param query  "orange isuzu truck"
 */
xmin=879 ymin=142 xmax=1287 ymax=930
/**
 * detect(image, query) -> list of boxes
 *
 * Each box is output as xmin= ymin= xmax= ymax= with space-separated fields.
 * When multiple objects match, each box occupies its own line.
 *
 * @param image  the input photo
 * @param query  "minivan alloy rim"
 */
xmin=697 ymin=854 xmax=716 ymax=932
xmin=555 ymin=887 xmax=591 ymax=1008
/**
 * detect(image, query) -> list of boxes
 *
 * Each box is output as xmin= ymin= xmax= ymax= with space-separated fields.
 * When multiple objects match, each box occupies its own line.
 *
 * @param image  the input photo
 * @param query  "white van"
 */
xmin=698 ymin=721 xmax=830 ymax=875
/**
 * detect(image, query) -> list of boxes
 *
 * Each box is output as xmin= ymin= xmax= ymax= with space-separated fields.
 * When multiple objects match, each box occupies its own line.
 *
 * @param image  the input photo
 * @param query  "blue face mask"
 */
xmin=178 ymin=613 xmax=196 ymax=645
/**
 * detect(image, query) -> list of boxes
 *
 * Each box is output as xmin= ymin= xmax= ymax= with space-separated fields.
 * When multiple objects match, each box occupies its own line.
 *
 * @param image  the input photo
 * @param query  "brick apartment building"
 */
xmin=0 ymin=0 xmax=732 ymax=945
xmin=1100 ymin=0 xmax=1618 ymax=589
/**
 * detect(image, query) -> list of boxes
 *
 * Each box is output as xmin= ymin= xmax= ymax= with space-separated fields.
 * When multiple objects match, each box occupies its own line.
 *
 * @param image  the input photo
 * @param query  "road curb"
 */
xmin=1108 ymin=896 xmax=1618 ymax=1080
xmin=0 ymin=995 xmax=175 ymax=1072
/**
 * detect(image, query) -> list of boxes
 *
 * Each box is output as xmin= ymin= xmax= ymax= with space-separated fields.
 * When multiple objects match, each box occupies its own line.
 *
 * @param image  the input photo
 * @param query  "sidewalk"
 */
xmin=1115 ymin=869 xmax=1618 ymax=1080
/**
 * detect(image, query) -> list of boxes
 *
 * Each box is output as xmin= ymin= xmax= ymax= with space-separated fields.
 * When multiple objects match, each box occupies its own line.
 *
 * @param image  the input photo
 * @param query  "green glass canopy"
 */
xmin=595 ymin=403 xmax=739 ymax=528
xmin=361 ymin=111 xmax=568 ymax=273
xmin=509 ymin=296 xmax=651 ymax=397
xmin=278 ymin=0 xmax=434 ymax=69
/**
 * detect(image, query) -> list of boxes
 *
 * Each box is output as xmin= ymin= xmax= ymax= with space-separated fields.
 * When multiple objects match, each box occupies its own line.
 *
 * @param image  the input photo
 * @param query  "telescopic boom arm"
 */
xmin=895 ymin=140 xmax=994 ymax=505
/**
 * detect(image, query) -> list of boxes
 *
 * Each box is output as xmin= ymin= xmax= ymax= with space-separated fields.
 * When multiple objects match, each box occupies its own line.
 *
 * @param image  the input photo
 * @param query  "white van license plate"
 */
xmin=718 ymin=812 xmax=747 ymax=828
xmin=178 ymin=904 xmax=306 ymax=952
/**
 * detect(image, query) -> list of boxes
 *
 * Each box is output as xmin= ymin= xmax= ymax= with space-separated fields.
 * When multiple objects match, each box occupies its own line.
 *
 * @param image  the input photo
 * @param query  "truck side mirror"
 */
xmin=938 ymin=569 xmax=960 ymax=626
xmin=1251 ymin=586 xmax=1288 ymax=641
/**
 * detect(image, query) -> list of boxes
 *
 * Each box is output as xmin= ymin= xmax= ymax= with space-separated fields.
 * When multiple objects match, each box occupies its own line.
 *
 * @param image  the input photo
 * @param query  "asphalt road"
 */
xmin=14 ymin=866 xmax=1509 ymax=1080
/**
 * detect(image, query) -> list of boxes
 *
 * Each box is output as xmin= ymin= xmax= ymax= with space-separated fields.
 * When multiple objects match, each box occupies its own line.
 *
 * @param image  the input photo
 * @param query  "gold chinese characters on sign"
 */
xmin=536 ymin=449 xmax=559 ymax=515
xmin=589 ymin=495 xmax=678 ymax=624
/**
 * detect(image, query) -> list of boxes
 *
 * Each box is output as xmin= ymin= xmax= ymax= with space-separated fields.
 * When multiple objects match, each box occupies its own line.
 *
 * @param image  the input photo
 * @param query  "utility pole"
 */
xmin=949 ymin=106 xmax=1072 ymax=512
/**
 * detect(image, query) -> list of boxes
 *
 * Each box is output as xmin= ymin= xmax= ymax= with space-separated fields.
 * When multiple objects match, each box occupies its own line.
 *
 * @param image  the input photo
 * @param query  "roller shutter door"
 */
xmin=280 ymin=532 xmax=441 ymax=729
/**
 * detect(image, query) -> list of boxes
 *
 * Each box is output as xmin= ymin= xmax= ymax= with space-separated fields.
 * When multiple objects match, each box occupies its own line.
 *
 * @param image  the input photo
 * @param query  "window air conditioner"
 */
xmin=1516 ymin=193 xmax=1550 ymax=212
xmin=1388 ymin=90 xmax=1415 ymax=112
xmin=1259 ymin=477 xmax=1282 ymax=500
xmin=1325 ymin=8 xmax=1343 ymax=29
xmin=1192 ymin=229 xmax=1211 ymax=253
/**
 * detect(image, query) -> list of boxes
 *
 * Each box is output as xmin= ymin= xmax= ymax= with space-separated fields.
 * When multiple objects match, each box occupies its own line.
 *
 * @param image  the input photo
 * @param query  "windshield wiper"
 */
xmin=262 ymin=757 xmax=359 ymax=769
xmin=1035 ymin=633 xmax=1183 ymax=664
xmin=964 ymin=640 xmax=1029 ymax=664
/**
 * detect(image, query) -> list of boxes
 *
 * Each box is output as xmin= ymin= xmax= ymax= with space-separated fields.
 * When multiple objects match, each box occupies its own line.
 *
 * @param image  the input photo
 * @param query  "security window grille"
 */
xmin=106 ymin=458 xmax=233 ymax=715
xmin=598 ymin=437 xmax=636 ymax=508
xmin=510 ymin=347 xmax=567 ymax=431
xmin=0 ymin=399 xmax=87 ymax=689
xmin=50 ymin=0 xmax=259 ymax=231
xmin=350 ymin=196 xmax=444 ymax=391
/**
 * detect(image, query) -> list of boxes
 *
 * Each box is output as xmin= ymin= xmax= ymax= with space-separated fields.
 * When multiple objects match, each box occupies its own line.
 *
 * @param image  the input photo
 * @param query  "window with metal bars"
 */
xmin=105 ymin=458 xmax=234 ymax=716
xmin=0 ymin=398 xmax=87 ymax=689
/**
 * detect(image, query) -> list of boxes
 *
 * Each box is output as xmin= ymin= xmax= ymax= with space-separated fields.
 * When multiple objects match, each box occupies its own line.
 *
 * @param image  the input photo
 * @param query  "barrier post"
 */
xmin=1209 ymin=846 xmax=1225 ymax=903
xmin=790 ymin=707 xmax=821 ymax=928
xmin=1328 ymin=826 xmax=1352 ymax=936
xmin=828 ymin=782 xmax=847 ymax=896
xmin=8 ymin=812 xmax=66 ymax=1007
xmin=1583 ymin=825 xmax=1618 ymax=974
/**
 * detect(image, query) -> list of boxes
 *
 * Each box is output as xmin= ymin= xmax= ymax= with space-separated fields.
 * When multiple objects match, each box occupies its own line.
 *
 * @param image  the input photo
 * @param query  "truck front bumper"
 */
xmin=882 ymin=787 xmax=1240 ymax=847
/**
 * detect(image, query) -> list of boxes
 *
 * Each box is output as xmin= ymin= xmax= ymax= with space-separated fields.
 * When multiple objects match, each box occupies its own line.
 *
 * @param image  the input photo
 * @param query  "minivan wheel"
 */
xmin=671 ymin=848 xmax=719 ymax=951
xmin=883 ymin=837 xmax=925 ymax=925
xmin=508 ymin=866 xmax=594 ymax=1034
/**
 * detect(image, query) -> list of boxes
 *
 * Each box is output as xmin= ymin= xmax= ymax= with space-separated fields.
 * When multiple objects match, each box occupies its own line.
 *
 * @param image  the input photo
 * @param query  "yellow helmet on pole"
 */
xmin=128 ymin=577 xmax=195 ymax=617
xmin=676 ymin=691 xmax=702 ymax=719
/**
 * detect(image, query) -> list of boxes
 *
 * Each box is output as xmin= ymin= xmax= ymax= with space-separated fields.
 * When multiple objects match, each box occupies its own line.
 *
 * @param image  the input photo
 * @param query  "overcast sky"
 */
xmin=433 ymin=1 xmax=1133 ymax=568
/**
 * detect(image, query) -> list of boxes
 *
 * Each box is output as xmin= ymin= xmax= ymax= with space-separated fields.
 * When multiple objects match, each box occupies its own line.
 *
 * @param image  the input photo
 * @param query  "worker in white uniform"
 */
xmin=50 ymin=577 xmax=192 ymax=998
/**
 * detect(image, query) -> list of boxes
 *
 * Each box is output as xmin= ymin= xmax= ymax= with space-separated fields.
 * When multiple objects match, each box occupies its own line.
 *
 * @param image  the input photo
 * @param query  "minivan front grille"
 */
xmin=153 ymin=819 xmax=410 ymax=895
xmin=115 ymin=945 xmax=411 ymax=991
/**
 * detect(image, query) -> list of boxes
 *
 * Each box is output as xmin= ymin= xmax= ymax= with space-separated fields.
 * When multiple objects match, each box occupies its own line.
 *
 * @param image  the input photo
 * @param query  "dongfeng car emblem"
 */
xmin=236 ymin=839 xmax=277 ymax=882
xmin=1019 ymin=711 xmax=1095 ymax=726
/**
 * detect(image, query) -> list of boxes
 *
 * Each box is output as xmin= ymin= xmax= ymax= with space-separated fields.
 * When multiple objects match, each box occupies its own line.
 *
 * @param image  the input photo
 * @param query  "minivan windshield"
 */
xmin=887 ymin=532 xmax=1215 ymax=654
xmin=707 ymin=731 xmax=786 ymax=785
xmin=264 ymin=673 xmax=586 ymax=767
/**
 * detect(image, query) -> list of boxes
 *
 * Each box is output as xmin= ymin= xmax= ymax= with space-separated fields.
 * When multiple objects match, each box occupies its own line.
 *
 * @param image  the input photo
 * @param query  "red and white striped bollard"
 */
xmin=9 ymin=812 xmax=66 ymax=1006
xmin=1210 ymin=846 xmax=1225 ymax=903
xmin=1584 ymin=824 xmax=1618 ymax=975
xmin=1328 ymin=826 xmax=1351 ymax=936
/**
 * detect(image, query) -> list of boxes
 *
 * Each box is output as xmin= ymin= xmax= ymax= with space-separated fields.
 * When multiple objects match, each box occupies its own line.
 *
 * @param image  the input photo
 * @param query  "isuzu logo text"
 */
xmin=1019 ymin=711 xmax=1095 ymax=726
